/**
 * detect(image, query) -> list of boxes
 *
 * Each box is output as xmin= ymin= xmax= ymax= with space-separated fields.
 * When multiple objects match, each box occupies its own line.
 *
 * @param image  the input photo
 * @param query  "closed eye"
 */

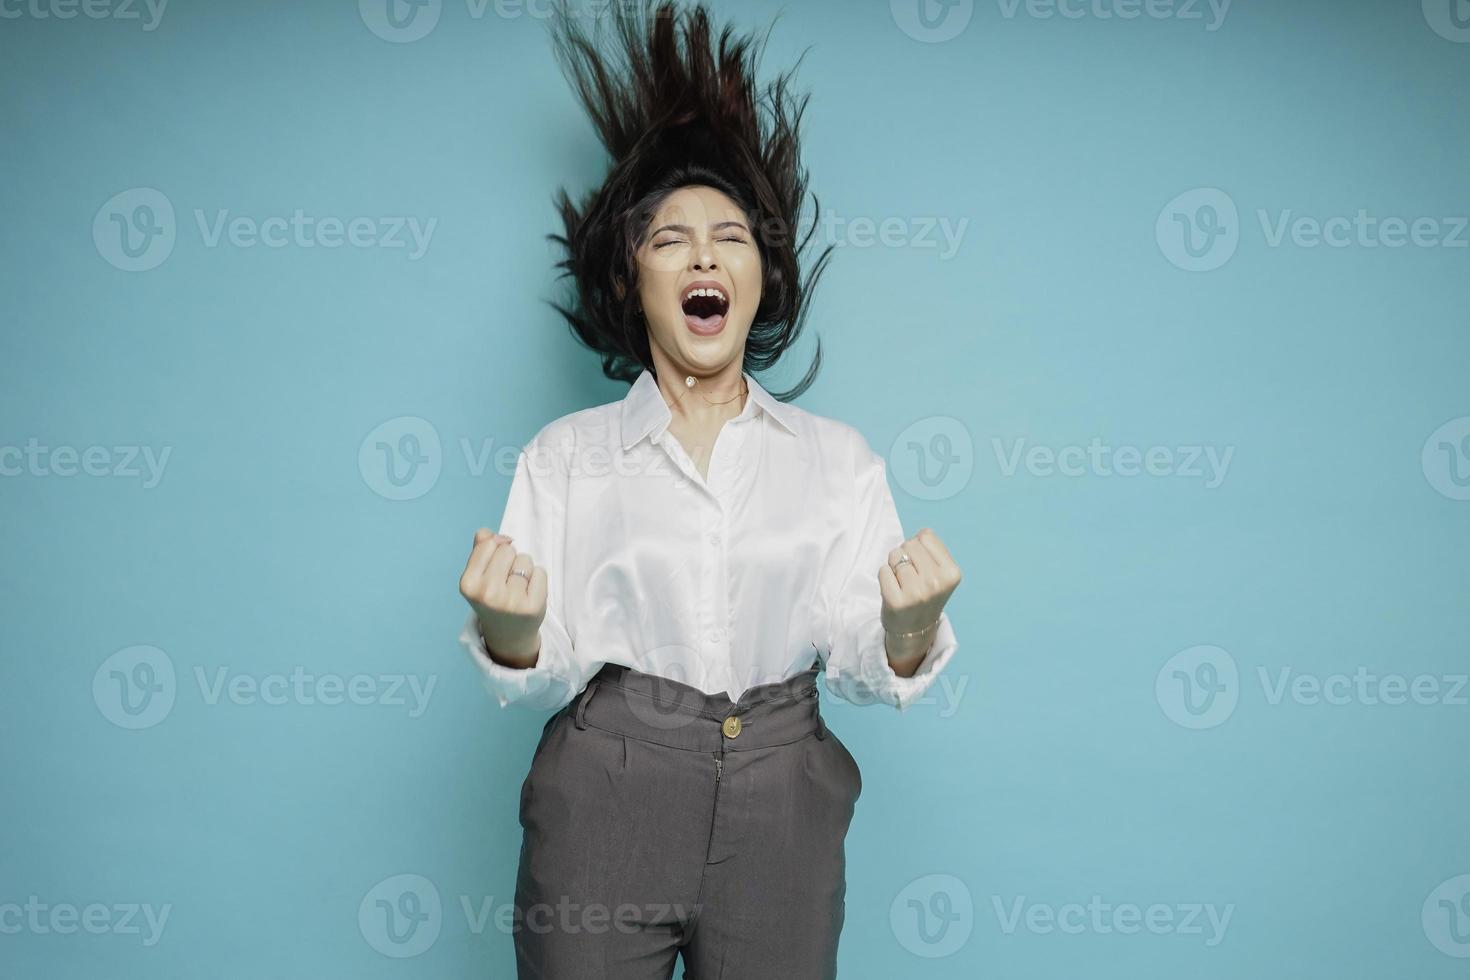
xmin=653 ymin=236 xmax=747 ymax=249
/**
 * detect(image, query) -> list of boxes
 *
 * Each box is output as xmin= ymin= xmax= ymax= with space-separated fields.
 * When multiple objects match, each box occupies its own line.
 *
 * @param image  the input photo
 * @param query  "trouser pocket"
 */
xmin=823 ymin=729 xmax=863 ymax=803
xmin=519 ymin=707 xmax=569 ymax=827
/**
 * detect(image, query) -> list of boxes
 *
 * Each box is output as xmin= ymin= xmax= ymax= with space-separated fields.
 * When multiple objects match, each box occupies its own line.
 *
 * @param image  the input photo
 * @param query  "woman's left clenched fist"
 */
xmin=879 ymin=527 xmax=962 ymax=658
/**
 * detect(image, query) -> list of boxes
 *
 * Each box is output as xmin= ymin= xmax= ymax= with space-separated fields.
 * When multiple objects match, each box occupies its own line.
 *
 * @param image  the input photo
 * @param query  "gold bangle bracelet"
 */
xmin=884 ymin=617 xmax=941 ymax=639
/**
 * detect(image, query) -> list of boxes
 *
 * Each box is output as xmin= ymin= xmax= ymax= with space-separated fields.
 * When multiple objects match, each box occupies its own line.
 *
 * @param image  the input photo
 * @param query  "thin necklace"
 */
xmin=684 ymin=374 xmax=748 ymax=407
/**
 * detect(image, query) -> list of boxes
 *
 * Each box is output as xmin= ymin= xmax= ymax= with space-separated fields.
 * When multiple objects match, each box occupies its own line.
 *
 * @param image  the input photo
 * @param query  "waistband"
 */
xmin=565 ymin=662 xmax=829 ymax=752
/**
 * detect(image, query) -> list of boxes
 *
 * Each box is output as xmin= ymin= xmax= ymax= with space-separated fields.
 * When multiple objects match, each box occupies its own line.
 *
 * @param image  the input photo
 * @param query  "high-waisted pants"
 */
xmin=511 ymin=661 xmax=863 ymax=979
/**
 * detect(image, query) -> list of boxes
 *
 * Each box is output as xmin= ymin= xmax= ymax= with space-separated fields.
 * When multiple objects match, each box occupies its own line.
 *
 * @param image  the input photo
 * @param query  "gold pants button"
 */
xmin=722 ymin=715 xmax=742 ymax=738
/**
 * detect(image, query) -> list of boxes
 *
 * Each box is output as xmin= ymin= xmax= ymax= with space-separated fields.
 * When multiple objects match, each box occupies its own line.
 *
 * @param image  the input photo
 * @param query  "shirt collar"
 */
xmin=620 ymin=368 xmax=798 ymax=450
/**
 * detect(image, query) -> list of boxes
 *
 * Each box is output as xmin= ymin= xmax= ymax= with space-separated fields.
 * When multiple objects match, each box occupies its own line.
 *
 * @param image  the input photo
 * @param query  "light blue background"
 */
xmin=2 ymin=0 xmax=1468 ymax=976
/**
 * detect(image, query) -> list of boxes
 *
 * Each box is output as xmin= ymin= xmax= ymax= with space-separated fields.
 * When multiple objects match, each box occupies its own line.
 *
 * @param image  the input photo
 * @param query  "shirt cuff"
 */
xmin=837 ymin=611 xmax=959 ymax=712
xmin=457 ymin=609 xmax=567 ymax=710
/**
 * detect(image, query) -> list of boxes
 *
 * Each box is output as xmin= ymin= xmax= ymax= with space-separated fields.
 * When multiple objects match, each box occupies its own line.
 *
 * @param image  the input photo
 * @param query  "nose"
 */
xmin=692 ymin=240 xmax=717 ymax=271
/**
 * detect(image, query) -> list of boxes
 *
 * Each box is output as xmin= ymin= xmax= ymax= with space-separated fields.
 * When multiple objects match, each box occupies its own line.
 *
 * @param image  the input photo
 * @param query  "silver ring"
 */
xmin=893 ymin=552 xmax=913 ymax=570
xmin=509 ymin=568 xmax=531 ymax=581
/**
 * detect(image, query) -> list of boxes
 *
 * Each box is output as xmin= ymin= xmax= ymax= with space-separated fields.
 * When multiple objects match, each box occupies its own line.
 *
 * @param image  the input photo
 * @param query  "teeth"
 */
xmin=686 ymin=287 xmax=728 ymax=302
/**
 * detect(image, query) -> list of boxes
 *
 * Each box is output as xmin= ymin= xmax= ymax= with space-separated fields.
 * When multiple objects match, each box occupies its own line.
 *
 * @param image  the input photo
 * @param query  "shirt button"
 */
xmin=707 ymin=532 xmax=720 ymax=545
xmin=722 ymin=715 xmax=742 ymax=738
xmin=707 ymin=629 xmax=723 ymax=643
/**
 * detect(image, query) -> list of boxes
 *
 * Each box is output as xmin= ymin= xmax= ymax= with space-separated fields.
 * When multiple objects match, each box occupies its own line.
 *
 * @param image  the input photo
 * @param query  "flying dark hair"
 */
xmin=543 ymin=0 xmax=833 ymax=399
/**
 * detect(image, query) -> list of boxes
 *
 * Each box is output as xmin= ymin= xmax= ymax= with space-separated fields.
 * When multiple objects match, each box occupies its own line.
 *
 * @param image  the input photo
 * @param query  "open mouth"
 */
xmin=680 ymin=282 xmax=730 ymax=336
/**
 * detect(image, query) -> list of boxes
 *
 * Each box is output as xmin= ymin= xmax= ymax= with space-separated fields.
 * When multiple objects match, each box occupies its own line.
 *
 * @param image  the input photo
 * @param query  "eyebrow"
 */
xmin=649 ymin=220 xmax=751 ymax=236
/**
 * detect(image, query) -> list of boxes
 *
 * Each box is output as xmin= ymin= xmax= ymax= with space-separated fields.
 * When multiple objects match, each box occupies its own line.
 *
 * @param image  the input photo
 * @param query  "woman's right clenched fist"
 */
xmin=459 ymin=528 xmax=548 ymax=668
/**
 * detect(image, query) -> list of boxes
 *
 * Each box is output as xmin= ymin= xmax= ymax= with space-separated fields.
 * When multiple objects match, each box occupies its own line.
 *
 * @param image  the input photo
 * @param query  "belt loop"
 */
xmin=805 ymin=682 xmax=827 ymax=739
xmin=574 ymin=679 xmax=599 ymax=730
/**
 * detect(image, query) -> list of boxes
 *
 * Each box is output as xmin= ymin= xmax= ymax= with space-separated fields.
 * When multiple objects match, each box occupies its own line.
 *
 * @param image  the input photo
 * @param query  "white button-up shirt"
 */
xmin=459 ymin=368 xmax=958 ymax=711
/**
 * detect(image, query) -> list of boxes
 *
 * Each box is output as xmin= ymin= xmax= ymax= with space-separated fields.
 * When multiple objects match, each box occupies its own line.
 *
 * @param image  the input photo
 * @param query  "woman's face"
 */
xmin=633 ymin=184 xmax=762 ymax=377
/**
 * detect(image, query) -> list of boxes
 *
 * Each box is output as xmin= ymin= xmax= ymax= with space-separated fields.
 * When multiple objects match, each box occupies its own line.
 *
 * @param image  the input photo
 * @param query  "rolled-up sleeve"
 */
xmin=458 ymin=428 xmax=583 ymax=711
xmin=821 ymin=432 xmax=959 ymax=711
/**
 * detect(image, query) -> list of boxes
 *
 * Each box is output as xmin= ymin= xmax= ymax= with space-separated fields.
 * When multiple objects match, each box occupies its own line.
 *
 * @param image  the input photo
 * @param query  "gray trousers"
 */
xmin=511 ymin=661 xmax=863 ymax=979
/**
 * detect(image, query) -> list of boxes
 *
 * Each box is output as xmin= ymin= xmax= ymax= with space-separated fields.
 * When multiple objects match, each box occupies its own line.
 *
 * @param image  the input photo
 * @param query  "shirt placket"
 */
xmin=701 ymin=424 xmax=740 ymax=697
xmin=652 ymin=425 xmax=737 ymax=696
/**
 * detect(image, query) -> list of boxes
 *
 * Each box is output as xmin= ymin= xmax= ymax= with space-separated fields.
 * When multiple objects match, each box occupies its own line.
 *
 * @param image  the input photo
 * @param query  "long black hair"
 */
xmin=543 ymin=0 xmax=833 ymax=399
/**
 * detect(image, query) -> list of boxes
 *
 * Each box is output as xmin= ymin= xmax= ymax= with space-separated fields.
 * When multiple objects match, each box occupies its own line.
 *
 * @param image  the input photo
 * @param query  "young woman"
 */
xmin=456 ymin=2 xmax=963 ymax=975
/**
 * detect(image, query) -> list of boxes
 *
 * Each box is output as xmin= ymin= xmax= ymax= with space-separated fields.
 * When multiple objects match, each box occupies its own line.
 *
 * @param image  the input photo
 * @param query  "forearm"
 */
xmin=883 ymin=623 xmax=938 ymax=677
xmin=479 ymin=617 xmax=543 ymax=670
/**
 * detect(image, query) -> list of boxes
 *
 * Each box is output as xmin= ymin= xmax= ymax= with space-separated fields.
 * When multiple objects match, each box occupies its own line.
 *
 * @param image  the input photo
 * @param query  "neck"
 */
xmin=651 ymin=363 xmax=747 ymax=426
